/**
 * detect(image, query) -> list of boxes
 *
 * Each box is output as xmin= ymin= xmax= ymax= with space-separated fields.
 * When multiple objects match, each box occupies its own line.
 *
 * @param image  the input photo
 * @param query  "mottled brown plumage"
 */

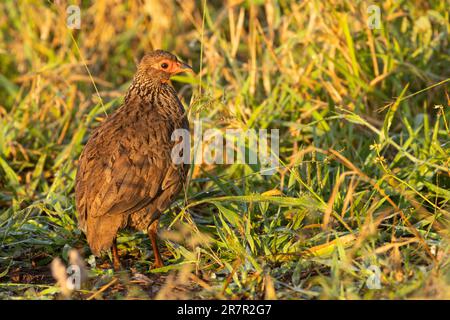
xmin=75 ymin=50 xmax=192 ymax=269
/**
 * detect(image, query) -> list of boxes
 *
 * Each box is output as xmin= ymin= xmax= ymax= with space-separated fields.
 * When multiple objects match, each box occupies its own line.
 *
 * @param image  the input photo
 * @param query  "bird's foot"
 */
xmin=152 ymin=258 xmax=164 ymax=270
xmin=113 ymin=260 xmax=122 ymax=272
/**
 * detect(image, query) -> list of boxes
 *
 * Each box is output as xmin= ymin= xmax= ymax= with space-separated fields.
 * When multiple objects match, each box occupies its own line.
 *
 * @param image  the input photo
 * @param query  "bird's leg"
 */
xmin=112 ymin=238 xmax=122 ymax=271
xmin=148 ymin=219 xmax=164 ymax=269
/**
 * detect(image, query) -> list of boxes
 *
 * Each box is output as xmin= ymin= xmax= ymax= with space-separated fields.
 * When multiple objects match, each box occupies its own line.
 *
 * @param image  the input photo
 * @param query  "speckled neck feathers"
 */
xmin=124 ymin=71 xmax=185 ymax=121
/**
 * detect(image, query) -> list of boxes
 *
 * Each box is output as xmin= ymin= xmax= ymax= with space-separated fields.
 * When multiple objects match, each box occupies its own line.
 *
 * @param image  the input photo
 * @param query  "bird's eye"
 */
xmin=161 ymin=62 xmax=169 ymax=69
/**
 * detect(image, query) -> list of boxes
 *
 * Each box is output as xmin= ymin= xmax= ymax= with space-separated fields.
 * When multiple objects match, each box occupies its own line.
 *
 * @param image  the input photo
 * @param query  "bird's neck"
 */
xmin=124 ymin=78 xmax=185 ymax=120
xmin=124 ymin=79 xmax=158 ymax=105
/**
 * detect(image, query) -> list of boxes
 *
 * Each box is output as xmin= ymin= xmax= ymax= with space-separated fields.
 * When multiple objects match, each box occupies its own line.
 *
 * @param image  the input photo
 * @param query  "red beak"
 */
xmin=170 ymin=61 xmax=194 ymax=75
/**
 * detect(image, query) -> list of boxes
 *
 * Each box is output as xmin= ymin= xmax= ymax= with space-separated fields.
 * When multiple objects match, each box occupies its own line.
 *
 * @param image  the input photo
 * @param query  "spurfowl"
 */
xmin=75 ymin=50 xmax=192 ymax=269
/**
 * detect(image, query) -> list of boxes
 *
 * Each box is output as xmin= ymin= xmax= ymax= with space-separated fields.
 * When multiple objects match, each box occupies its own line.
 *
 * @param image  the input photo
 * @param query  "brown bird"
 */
xmin=75 ymin=50 xmax=192 ymax=270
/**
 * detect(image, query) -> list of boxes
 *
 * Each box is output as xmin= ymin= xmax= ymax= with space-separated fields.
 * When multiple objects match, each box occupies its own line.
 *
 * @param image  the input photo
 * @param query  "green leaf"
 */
xmin=380 ymin=84 xmax=409 ymax=144
xmin=0 ymin=155 xmax=20 ymax=186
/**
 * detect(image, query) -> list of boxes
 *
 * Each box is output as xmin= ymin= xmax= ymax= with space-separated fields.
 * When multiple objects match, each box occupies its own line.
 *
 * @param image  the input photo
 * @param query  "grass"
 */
xmin=0 ymin=0 xmax=449 ymax=299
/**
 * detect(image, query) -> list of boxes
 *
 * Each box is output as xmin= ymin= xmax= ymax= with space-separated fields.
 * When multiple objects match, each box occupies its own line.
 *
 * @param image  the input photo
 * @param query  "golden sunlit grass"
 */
xmin=0 ymin=0 xmax=449 ymax=299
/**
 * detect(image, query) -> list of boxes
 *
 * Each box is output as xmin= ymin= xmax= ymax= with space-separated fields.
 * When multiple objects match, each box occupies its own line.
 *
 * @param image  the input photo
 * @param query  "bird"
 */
xmin=75 ymin=50 xmax=192 ymax=270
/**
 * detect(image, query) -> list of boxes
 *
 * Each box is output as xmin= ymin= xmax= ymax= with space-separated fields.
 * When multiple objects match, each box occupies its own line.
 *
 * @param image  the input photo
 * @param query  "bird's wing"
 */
xmin=75 ymin=119 xmax=178 ymax=221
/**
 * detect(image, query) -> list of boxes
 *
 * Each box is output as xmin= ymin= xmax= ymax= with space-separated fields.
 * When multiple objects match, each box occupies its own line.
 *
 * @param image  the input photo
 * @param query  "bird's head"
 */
xmin=137 ymin=50 xmax=194 ymax=84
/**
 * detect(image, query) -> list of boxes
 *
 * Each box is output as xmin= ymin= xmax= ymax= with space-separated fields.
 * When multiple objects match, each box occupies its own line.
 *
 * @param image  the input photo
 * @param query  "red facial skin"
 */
xmin=156 ymin=59 xmax=193 ymax=76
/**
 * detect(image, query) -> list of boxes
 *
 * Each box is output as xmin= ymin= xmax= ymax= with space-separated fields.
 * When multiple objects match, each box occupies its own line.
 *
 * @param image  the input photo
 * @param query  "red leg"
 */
xmin=148 ymin=219 xmax=163 ymax=268
xmin=112 ymin=238 xmax=122 ymax=271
